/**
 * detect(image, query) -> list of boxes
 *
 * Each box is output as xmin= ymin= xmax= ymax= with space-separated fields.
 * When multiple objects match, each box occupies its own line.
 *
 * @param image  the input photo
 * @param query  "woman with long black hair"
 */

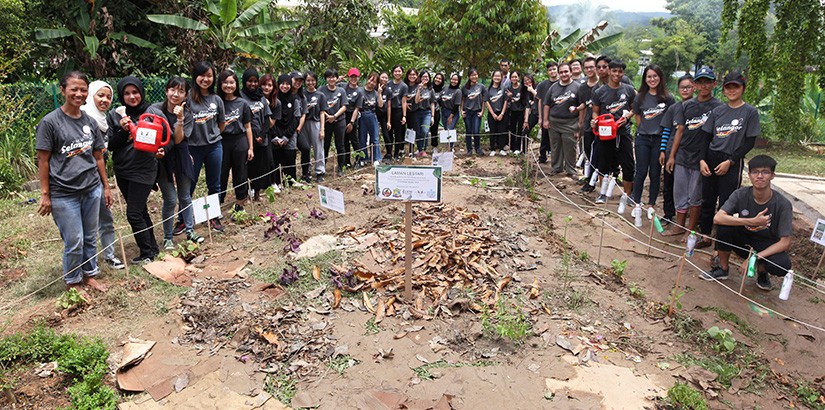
xmin=355 ymin=72 xmax=385 ymax=163
xmin=108 ymin=76 xmax=161 ymax=263
xmin=301 ymin=71 xmax=328 ymax=181
xmin=187 ymin=61 xmax=226 ymax=231
xmin=429 ymin=72 xmax=445 ymax=148
xmin=404 ymin=68 xmax=419 ymax=157
xmin=631 ymin=64 xmax=675 ymax=210
xmin=377 ymin=71 xmax=392 ymax=160
xmin=217 ymin=69 xmax=254 ymax=212
xmin=240 ymin=68 xmax=273 ymax=202
xmin=151 ymin=76 xmax=203 ymax=249
xmin=386 ymin=65 xmax=408 ymax=159
xmin=413 ymin=70 xmax=434 ymax=157
xmin=36 ymin=71 xmax=112 ymax=292
xmin=521 ymin=74 xmax=539 ymax=143
xmin=485 ymin=70 xmax=509 ymax=156
xmin=461 ymin=68 xmax=486 ymax=156
xmin=272 ymin=74 xmax=301 ymax=186
xmin=506 ymin=71 xmax=526 ymax=154
xmin=440 ymin=73 xmax=462 ymax=150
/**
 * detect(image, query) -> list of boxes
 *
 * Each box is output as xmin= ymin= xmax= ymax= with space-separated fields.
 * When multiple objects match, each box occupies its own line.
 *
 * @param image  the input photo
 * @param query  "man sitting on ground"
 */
xmin=703 ymin=155 xmax=792 ymax=291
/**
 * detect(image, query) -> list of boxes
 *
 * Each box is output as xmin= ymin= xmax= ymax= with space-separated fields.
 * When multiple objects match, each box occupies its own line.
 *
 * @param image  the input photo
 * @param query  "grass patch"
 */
xmin=263 ymin=372 xmax=296 ymax=405
xmin=364 ymin=317 xmax=382 ymax=335
xmin=481 ymin=296 xmax=532 ymax=344
xmin=751 ymin=143 xmax=825 ymax=177
xmin=796 ymin=381 xmax=825 ymax=410
xmin=674 ymin=353 xmax=741 ymax=388
xmin=666 ymin=382 xmax=709 ymax=410
xmin=251 ymin=249 xmax=346 ymax=304
xmin=0 ymin=326 xmax=117 ymax=409
xmin=328 ymin=354 xmax=359 ymax=375
xmin=565 ymin=289 xmax=592 ymax=312
xmin=698 ymin=306 xmax=758 ymax=339
xmin=412 ymin=359 xmax=498 ymax=381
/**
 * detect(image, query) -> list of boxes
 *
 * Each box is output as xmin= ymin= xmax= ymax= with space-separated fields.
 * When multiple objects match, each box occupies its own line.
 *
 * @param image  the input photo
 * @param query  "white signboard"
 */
xmin=811 ymin=218 xmax=825 ymax=246
xmin=192 ymin=194 xmax=221 ymax=224
xmin=431 ymin=150 xmax=454 ymax=172
xmin=405 ymin=129 xmax=417 ymax=144
xmin=318 ymin=185 xmax=345 ymax=214
xmin=375 ymin=165 xmax=442 ymax=202
xmin=438 ymin=129 xmax=457 ymax=144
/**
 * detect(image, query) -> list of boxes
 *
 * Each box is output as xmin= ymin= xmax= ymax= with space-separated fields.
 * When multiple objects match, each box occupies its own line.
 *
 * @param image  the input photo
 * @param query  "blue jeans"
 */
xmin=464 ymin=110 xmax=481 ymax=152
xmin=189 ymin=142 xmax=223 ymax=196
xmin=442 ymin=111 xmax=458 ymax=130
xmin=98 ymin=195 xmax=115 ymax=261
xmin=157 ymin=166 xmax=195 ymax=240
xmin=358 ymin=111 xmax=382 ymax=162
xmin=415 ymin=110 xmax=432 ymax=152
xmin=631 ymin=134 xmax=663 ymax=205
xmin=51 ymin=185 xmax=102 ymax=285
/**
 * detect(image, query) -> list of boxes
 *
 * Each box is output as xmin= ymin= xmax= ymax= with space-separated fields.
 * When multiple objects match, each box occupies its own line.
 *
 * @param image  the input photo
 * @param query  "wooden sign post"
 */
xmin=668 ymin=256 xmax=686 ymax=316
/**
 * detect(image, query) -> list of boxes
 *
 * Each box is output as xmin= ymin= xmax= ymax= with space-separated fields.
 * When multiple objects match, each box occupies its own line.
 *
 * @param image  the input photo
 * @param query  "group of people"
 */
xmin=35 ymin=56 xmax=793 ymax=294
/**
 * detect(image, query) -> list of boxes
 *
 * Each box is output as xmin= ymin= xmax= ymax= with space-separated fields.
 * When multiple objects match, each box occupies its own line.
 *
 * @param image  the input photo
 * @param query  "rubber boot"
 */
xmin=662 ymin=211 xmax=686 ymax=237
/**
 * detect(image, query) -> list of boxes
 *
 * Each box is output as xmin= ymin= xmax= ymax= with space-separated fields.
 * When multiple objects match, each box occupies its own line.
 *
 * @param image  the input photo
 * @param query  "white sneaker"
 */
xmin=489 ymin=151 xmax=496 ymax=157
xmin=271 ymin=184 xmax=281 ymax=193
xmin=500 ymin=150 xmax=506 ymax=156
xmin=513 ymin=150 xmax=521 ymax=155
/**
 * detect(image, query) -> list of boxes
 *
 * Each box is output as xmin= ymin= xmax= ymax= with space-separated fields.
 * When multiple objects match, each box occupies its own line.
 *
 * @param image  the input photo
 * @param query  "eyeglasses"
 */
xmin=749 ymin=169 xmax=773 ymax=176
xmin=679 ymin=86 xmax=694 ymax=90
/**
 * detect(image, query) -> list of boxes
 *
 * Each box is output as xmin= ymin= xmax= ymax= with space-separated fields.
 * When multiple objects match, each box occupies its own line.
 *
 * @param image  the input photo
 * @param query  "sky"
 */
xmin=544 ymin=0 xmax=669 ymax=13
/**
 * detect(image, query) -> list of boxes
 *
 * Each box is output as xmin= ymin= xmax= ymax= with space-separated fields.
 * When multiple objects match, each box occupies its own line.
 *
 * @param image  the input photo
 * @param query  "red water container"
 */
xmin=592 ymin=114 xmax=619 ymax=141
xmin=129 ymin=114 xmax=171 ymax=153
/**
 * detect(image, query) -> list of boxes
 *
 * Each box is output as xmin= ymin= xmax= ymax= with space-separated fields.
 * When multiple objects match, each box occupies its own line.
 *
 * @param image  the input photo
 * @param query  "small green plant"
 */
xmin=364 ymin=317 xmax=382 ymax=335
xmin=555 ymin=251 xmax=575 ymax=289
xmin=674 ymin=353 xmax=740 ymax=388
xmin=629 ymin=283 xmax=646 ymax=299
xmin=667 ymin=382 xmax=709 ymax=410
xmin=56 ymin=288 xmax=89 ymax=310
xmin=264 ymin=373 xmax=296 ymax=404
xmin=229 ymin=208 xmax=255 ymax=226
xmin=328 ymin=354 xmax=359 ymax=375
xmin=562 ymin=215 xmax=573 ymax=243
xmin=796 ymin=381 xmax=825 ymax=410
xmin=577 ymin=250 xmax=590 ymax=262
xmin=480 ymin=297 xmax=532 ymax=344
xmin=470 ymin=177 xmax=488 ymax=193
xmin=610 ymin=259 xmax=627 ymax=278
xmin=169 ymin=240 xmax=200 ymax=263
xmin=566 ymin=289 xmax=591 ymax=312
xmin=667 ymin=288 xmax=685 ymax=311
xmin=265 ymin=185 xmax=277 ymax=203
xmin=706 ymin=326 xmax=736 ymax=354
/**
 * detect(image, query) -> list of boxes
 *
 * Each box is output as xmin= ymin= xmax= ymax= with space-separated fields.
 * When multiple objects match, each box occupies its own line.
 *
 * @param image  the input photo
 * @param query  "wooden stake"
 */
xmin=816 ymin=247 xmax=825 ymax=275
xmin=403 ymin=156 xmax=413 ymax=300
xmin=113 ymin=188 xmax=129 ymax=272
xmin=647 ymin=215 xmax=655 ymax=256
xmin=204 ymin=199 xmax=213 ymax=245
xmin=597 ymin=211 xmax=606 ymax=266
xmin=739 ymin=248 xmax=752 ymax=294
xmin=668 ymin=256 xmax=686 ymax=316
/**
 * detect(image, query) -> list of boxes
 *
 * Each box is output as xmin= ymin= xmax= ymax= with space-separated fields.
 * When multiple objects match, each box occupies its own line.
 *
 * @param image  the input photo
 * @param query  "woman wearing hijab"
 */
xmin=36 ymin=71 xmax=112 ymax=293
xmin=439 ymin=73 xmax=462 ymax=150
xmin=429 ymin=72 xmax=445 ymax=147
xmin=240 ymin=68 xmax=273 ymax=201
xmin=272 ymin=74 xmax=301 ymax=187
xmin=81 ymin=80 xmax=124 ymax=270
xmin=107 ymin=76 xmax=162 ymax=263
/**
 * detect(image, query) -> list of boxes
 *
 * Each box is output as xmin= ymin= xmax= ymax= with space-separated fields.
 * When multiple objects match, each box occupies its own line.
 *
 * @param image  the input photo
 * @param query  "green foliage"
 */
xmin=674 ymin=353 xmax=740 ymax=387
xmin=667 ymin=382 xmax=709 ymax=410
xmin=56 ymin=288 xmax=89 ymax=310
xmin=331 ymin=45 xmax=425 ymax=77
xmin=796 ymin=381 xmax=825 ymax=410
xmin=650 ymin=18 xmax=707 ymax=79
xmin=263 ymin=372 xmax=296 ymax=404
xmin=411 ymin=359 xmax=498 ymax=381
xmin=543 ymin=24 xmax=623 ymax=66
xmin=610 ymin=259 xmax=627 ymax=277
xmin=164 ymin=240 xmax=201 ymax=263
xmin=666 ymin=0 xmax=724 ymax=70
xmin=481 ymin=297 xmax=532 ymax=344
xmin=706 ymin=326 xmax=736 ymax=354
xmin=629 ymin=283 xmax=646 ymax=299
xmin=0 ymin=326 xmax=116 ymax=410
xmin=328 ymin=354 xmax=359 ymax=375
xmin=408 ymin=0 xmax=547 ymax=72
xmin=577 ymin=250 xmax=590 ymax=262
xmin=364 ymin=317 xmax=382 ymax=335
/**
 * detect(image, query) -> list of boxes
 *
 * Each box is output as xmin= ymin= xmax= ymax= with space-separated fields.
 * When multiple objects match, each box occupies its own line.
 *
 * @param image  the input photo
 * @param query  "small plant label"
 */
xmin=318 ymin=185 xmax=345 ymax=214
xmin=405 ymin=129 xmax=417 ymax=144
xmin=431 ymin=150 xmax=454 ymax=172
xmin=810 ymin=218 xmax=825 ymax=246
xmin=192 ymin=193 xmax=221 ymax=224
xmin=438 ymin=129 xmax=457 ymax=144
xmin=375 ymin=165 xmax=442 ymax=202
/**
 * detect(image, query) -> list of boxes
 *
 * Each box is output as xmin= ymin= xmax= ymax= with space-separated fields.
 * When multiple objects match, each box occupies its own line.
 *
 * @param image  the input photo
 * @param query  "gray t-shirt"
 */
xmin=187 ymin=93 xmax=225 ymax=146
xmin=240 ymin=94 xmax=271 ymax=139
xmin=386 ymin=81 xmax=408 ymax=109
xmin=357 ymin=87 xmax=380 ymax=113
xmin=634 ymin=92 xmax=675 ymax=135
xmin=440 ymin=87 xmax=462 ymax=115
xmin=674 ymin=97 xmax=722 ymax=168
xmin=578 ymin=81 xmax=600 ymax=129
xmin=702 ymin=103 xmax=761 ymax=156
xmin=344 ymin=84 xmax=360 ymax=113
xmin=485 ymin=85 xmax=506 ymax=114
xmin=303 ymin=89 xmax=327 ymax=122
xmin=319 ymin=86 xmax=347 ymax=123
xmin=222 ymin=98 xmax=252 ymax=136
xmin=721 ymin=187 xmax=792 ymax=242
xmin=411 ymin=86 xmax=433 ymax=112
xmin=591 ymin=83 xmax=636 ymax=134
xmin=508 ymin=85 xmax=525 ymax=112
xmin=462 ymin=83 xmax=486 ymax=112
xmin=35 ymin=109 xmax=104 ymax=197
xmin=544 ymin=81 xmax=582 ymax=119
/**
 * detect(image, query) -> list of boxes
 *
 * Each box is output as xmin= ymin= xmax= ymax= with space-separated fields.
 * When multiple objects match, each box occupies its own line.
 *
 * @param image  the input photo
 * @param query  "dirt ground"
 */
xmin=1 ymin=151 xmax=824 ymax=410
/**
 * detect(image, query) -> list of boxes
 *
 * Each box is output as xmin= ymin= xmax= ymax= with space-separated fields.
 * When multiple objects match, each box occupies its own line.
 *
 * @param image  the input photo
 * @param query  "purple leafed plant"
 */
xmin=279 ymin=264 xmax=299 ymax=285
xmin=329 ymin=266 xmax=357 ymax=289
xmin=283 ymin=234 xmax=302 ymax=253
xmin=309 ymin=207 xmax=326 ymax=220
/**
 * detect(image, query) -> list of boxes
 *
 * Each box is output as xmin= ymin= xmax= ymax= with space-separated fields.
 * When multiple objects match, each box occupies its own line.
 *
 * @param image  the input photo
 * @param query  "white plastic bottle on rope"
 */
xmin=589 ymin=170 xmax=599 ymax=186
xmin=606 ymin=177 xmax=617 ymax=198
xmin=779 ymin=270 xmax=794 ymax=300
xmin=600 ymin=174 xmax=610 ymax=195
xmin=685 ymin=231 xmax=697 ymax=257
xmin=633 ymin=204 xmax=643 ymax=227
xmin=617 ymin=195 xmax=627 ymax=214
xmin=576 ymin=153 xmax=587 ymax=168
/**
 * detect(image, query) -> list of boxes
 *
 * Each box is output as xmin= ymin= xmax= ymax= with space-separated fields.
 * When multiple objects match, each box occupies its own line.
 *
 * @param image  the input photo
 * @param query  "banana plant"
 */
xmin=542 ymin=21 xmax=623 ymax=63
xmin=34 ymin=0 xmax=156 ymax=75
xmin=147 ymin=0 xmax=299 ymax=65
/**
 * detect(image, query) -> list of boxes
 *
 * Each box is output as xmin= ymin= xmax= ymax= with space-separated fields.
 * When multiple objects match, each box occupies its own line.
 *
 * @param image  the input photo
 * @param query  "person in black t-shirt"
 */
xmin=536 ymin=62 xmax=559 ymax=163
xmin=702 ymin=155 xmax=792 ymax=291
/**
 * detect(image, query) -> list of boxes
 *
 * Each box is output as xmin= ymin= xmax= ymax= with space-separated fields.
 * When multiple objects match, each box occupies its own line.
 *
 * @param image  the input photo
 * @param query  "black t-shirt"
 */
xmin=591 ymin=83 xmax=636 ymax=133
xmin=35 ymin=109 xmax=105 ymax=196
xmin=357 ymin=87 xmax=380 ymax=113
xmin=508 ymin=85 xmax=525 ymax=112
xmin=386 ymin=81 xmax=408 ymax=109
xmin=440 ymin=87 xmax=462 ymax=115
xmin=702 ymin=103 xmax=761 ymax=156
xmin=319 ymin=86 xmax=347 ymax=123
xmin=659 ymin=100 xmax=682 ymax=153
xmin=405 ymin=83 xmax=419 ymax=113
xmin=222 ymin=98 xmax=252 ymax=136
xmin=633 ymin=92 xmax=675 ymax=135
xmin=535 ymin=79 xmax=557 ymax=114
xmin=461 ymin=83 xmax=486 ymax=112
xmin=344 ymin=84 xmax=360 ymax=112
xmin=240 ymin=93 xmax=271 ymax=138
xmin=674 ymin=97 xmax=722 ymax=168
xmin=721 ymin=187 xmax=793 ymax=242
xmin=486 ymin=85 xmax=506 ymax=114
xmin=544 ymin=81 xmax=582 ymax=119
xmin=578 ymin=80 xmax=600 ymax=126
xmin=411 ymin=86 xmax=434 ymax=112
xmin=303 ymin=89 xmax=327 ymax=122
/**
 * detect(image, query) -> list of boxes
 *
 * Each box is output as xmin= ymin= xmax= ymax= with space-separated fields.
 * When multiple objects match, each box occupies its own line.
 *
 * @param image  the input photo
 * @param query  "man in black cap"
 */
xmin=696 ymin=70 xmax=761 ymax=252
